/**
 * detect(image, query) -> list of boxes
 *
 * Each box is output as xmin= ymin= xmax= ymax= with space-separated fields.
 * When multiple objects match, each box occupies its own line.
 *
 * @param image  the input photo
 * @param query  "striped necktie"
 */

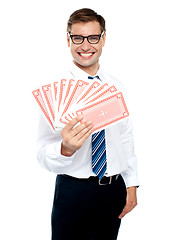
xmin=88 ymin=76 xmax=107 ymax=179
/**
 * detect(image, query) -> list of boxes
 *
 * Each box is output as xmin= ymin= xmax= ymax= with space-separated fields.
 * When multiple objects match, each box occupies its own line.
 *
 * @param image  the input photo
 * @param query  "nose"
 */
xmin=81 ymin=38 xmax=91 ymax=51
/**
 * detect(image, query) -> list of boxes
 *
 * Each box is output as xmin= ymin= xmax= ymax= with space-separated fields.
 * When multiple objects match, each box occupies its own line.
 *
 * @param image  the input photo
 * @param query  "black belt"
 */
xmin=62 ymin=174 xmax=120 ymax=186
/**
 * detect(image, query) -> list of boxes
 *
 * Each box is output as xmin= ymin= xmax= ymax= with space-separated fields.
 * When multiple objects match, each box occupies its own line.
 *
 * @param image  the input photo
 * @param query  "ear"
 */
xmin=67 ymin=33 xmax=70 ymax=47
xmin=102 ymin=32 xmax=106 ymax=47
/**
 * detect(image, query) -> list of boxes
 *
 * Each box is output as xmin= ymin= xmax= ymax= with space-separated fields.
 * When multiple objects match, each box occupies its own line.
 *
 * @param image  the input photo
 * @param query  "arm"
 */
xmin=118 ymin=118 xmax=139 ymax=218
xmin=36 ymin=114 xmax=93 ymax=173
xmin=118 ymin=186 xmax=137 ymax=219
xmin=119 ymin=118 xmax=139 ymax=188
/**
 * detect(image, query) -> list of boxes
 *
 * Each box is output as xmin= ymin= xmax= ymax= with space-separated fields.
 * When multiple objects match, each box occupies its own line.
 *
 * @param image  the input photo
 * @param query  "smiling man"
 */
xmin=37 ymin=8 xmax=139 ymax=240
xmin=67 ymin=20 xmax=105 ymax=75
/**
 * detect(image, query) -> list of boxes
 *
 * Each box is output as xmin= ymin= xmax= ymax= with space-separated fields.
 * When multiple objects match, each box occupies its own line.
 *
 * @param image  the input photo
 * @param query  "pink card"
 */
xmin=58 ymin=79 xmax=68 ymax=113
xmin=59 ymin=79 xmax=89 ymax=124
xmin=85 ymin=85 xmax=117 ymax=105
xmin=52 ymin=81 xmax=60 ymax=117
xmin=65 ymin=85 xmax=118 ymax=120
xmin=82 ymin=82 xmax=109 ymax=104
xmin=32 ymin=89 xmax=55 ymax=131
xmin=62 ymin=80 xmax=99 ymax=120
xmin=41 ymin=84 xmax=55 ymax=121
xmin=76 ymin=80 xmax=101 ymax=105
xmin=76 ymin=92 xmax=129 ymax=132
xmin=53 ymin=81 xmax=59 ymax=102
xmin=32 ymin=78 xmax=129 ymax=133
xmin=63 ymin=79 xmax=76 ymax=105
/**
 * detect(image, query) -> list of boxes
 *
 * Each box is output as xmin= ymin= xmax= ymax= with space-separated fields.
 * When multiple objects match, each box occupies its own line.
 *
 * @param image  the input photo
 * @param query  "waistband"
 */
xmin=62 ymin=174 xmax=120 ymax=186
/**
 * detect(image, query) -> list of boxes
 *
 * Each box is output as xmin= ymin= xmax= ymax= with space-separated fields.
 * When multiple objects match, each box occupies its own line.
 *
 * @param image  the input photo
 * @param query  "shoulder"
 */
xmin=101 ymin=70 xmax=126 ymax=92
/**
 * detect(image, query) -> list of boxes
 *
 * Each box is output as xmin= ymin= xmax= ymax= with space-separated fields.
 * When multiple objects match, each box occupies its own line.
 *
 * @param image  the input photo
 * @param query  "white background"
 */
xmin=0 ymin=0 xmax=172 ymax=239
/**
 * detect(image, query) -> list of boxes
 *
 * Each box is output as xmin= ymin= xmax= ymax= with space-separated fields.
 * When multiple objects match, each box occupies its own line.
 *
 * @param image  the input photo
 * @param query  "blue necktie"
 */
xmin=88 ymin=76 xmax=107 ymax=179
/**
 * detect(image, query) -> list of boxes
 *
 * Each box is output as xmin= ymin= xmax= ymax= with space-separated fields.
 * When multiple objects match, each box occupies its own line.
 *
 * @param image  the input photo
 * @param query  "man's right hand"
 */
xmin=61 ymin=115 xmax=94 ymax=157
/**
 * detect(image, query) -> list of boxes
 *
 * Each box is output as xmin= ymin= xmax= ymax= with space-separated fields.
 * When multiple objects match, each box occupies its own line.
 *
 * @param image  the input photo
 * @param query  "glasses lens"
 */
xmin=70 ymin=34 xmax=102 ymax=44
xmin=88 ymin=35 xmax=100 ymax=44
xmin=72 ymin=36 xmax=83 ymax=44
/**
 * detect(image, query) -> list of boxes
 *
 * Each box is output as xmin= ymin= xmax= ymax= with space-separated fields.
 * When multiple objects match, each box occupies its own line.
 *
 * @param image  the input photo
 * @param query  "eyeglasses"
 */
xmin=69 ymin=32 xmax=104 ymax=45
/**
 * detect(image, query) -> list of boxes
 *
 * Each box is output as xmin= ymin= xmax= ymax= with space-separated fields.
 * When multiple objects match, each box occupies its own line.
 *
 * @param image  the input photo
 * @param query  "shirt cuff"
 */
xmin=121 ymin=174 xmax=140 ymax=188
xmin=44 ymin=141 xmax=76 ymax=171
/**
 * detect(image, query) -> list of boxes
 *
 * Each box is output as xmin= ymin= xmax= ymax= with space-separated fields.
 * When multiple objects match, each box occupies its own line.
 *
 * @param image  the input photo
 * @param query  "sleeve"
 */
xmin=36 ymin=113 xmax=76 ymax=173
xmin=119 ymin=118 xmax=140 ymax=188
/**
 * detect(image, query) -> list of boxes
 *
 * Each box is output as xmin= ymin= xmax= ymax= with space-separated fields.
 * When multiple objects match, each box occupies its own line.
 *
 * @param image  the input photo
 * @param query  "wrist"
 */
xmin=127 ymin=186 xmax=137 ymax=190
xmin=61 ymin=142 xmax=75 ymax=157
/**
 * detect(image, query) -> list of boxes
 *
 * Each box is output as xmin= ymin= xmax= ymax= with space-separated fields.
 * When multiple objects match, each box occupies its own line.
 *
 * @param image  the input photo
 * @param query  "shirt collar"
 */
xmin=69 ymin=61 xmax=103 ymax=81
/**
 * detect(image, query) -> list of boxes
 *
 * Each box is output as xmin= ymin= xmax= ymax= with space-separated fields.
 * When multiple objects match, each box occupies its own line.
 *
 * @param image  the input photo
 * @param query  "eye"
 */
xmin=90 ymin=36 xmax=99 ymax=40
xmin=88 ymin=35 xmax=100 ymax=43
xmin=72 ymin=36 xmax=83 ymax=43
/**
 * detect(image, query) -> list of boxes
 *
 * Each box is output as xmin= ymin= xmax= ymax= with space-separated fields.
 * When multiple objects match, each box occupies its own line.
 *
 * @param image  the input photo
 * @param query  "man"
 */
xmin=37 ymin=8 xmax=139 ymax=240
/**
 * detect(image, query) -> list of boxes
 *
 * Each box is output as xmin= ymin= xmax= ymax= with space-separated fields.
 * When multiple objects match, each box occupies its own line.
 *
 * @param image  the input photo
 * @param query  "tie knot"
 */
xmin=88 ymin=75 xmax=99 ymax=80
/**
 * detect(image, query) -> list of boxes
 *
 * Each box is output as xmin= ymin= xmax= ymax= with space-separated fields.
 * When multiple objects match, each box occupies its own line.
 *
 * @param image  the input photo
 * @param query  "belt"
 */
xmin=62 ymin=174 xmax=120 ymax=186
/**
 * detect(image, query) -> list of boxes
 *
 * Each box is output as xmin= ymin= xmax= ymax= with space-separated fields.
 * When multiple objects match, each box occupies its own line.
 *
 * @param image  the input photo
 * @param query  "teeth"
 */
xmin=80 ymin=53 xmax=93 ymax=57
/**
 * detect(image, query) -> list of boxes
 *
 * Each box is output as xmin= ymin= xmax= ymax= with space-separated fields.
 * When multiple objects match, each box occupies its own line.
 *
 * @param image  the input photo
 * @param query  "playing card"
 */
xmin=76 ymin=80 xmax=101 ymax=105
xmin=52 ymin=81 xmax=59 ymax=102
xmin=80 ymin=82 xmax=109 ymax=104
xmin=32 ymin=78 xmax=129 ymax=132
xmin=52 ymin=81 xmax=59 ymax=121
xmin=53 ymin=79 xmax=68 ymax=127
xmin=64 ymin=84 xmax=118 ymax=120
xmin=58 ymin=78 xmax=68 ymax=113
xmin=85 ymin=85 xmax=117 ymax=105
xmin=76 ymin=92 xmax=129 ymax=132
xmin=32 ymin=89 xmax=55 ymax=131
xmin=59 ymin=79 xmax=90 ymax=124
xmin=41 ymin=83 xmax=55 ymax=121
xmin=56 ymin=79 xmax=77 ymax=125
xmin=63 ymin=80 xmax=101 ymax=120
xmin=63 ymin=79 xmax=76 ymax=105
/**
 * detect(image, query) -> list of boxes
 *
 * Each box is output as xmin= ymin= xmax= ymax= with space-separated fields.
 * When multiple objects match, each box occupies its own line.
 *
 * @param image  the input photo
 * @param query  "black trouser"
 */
xmin=51 ymin=174 xmax=126 ymax=240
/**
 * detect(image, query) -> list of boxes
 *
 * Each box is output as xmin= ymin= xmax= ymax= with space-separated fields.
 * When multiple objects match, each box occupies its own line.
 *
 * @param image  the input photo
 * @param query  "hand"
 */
xmin=61 ymin=115 xmax=94 ymax=157
xmin=118 ymin=186 xmax=137 ymax=219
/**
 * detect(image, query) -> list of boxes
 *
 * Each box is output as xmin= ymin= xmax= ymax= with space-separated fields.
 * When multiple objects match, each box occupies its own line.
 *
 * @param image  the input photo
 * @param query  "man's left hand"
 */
xmin=118 ymin=186 xmax=137 ymax=219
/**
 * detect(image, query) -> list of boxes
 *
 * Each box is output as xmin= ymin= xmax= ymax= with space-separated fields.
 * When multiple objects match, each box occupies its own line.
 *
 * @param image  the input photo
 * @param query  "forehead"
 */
xmin=70 ymin=21 xmax=102 ymax=35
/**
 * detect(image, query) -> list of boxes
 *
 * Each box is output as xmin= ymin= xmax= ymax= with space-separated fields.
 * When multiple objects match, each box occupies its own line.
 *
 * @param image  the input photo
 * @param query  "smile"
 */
xmin=78 ymin=52 xmax=95 ymax=58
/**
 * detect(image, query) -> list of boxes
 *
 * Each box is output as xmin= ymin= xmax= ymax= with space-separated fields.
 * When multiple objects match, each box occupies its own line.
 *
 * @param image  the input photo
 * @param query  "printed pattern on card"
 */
xmin=32 ymin=78 xmax=129 ymax=133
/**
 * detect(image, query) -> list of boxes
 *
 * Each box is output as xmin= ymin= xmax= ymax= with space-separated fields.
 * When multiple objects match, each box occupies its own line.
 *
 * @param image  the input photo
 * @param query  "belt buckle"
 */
xmin=98 ymin=176 xmax=112 ymax=186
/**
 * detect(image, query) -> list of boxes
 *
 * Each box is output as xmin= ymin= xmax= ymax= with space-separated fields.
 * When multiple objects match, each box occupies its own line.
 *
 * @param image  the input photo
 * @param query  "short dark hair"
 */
xmin=67 ymin=8 xmax=106 ymax=33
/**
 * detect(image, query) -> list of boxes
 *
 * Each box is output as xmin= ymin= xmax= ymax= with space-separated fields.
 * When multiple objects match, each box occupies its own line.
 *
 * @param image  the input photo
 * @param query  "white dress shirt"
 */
xmin=36 ymin=62 xmax=139 ymax=188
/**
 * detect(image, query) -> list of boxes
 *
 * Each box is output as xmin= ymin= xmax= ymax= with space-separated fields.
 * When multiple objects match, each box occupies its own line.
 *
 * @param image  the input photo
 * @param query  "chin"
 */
xmin=75 ymin=59 xmax=98 ymax=69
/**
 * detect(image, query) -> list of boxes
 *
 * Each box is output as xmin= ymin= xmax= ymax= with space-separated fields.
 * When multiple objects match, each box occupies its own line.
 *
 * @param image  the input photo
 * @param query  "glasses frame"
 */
xmin=69 ymin=32 xmax=104 ymax=45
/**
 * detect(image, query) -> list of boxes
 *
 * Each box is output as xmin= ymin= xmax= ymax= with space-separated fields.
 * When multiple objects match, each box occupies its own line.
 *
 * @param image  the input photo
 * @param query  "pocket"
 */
xmin=111 ymin=175 xmax=127 ymax=216
xmin=119 ymin=174 xmax=127 ymax=192
xmin=118 ymin=174 xmax=127 ymax=202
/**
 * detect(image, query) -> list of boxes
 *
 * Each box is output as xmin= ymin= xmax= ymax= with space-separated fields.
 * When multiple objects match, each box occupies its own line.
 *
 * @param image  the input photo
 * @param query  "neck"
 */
xmin=73 ymin=61 xmax=99 ymax=76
